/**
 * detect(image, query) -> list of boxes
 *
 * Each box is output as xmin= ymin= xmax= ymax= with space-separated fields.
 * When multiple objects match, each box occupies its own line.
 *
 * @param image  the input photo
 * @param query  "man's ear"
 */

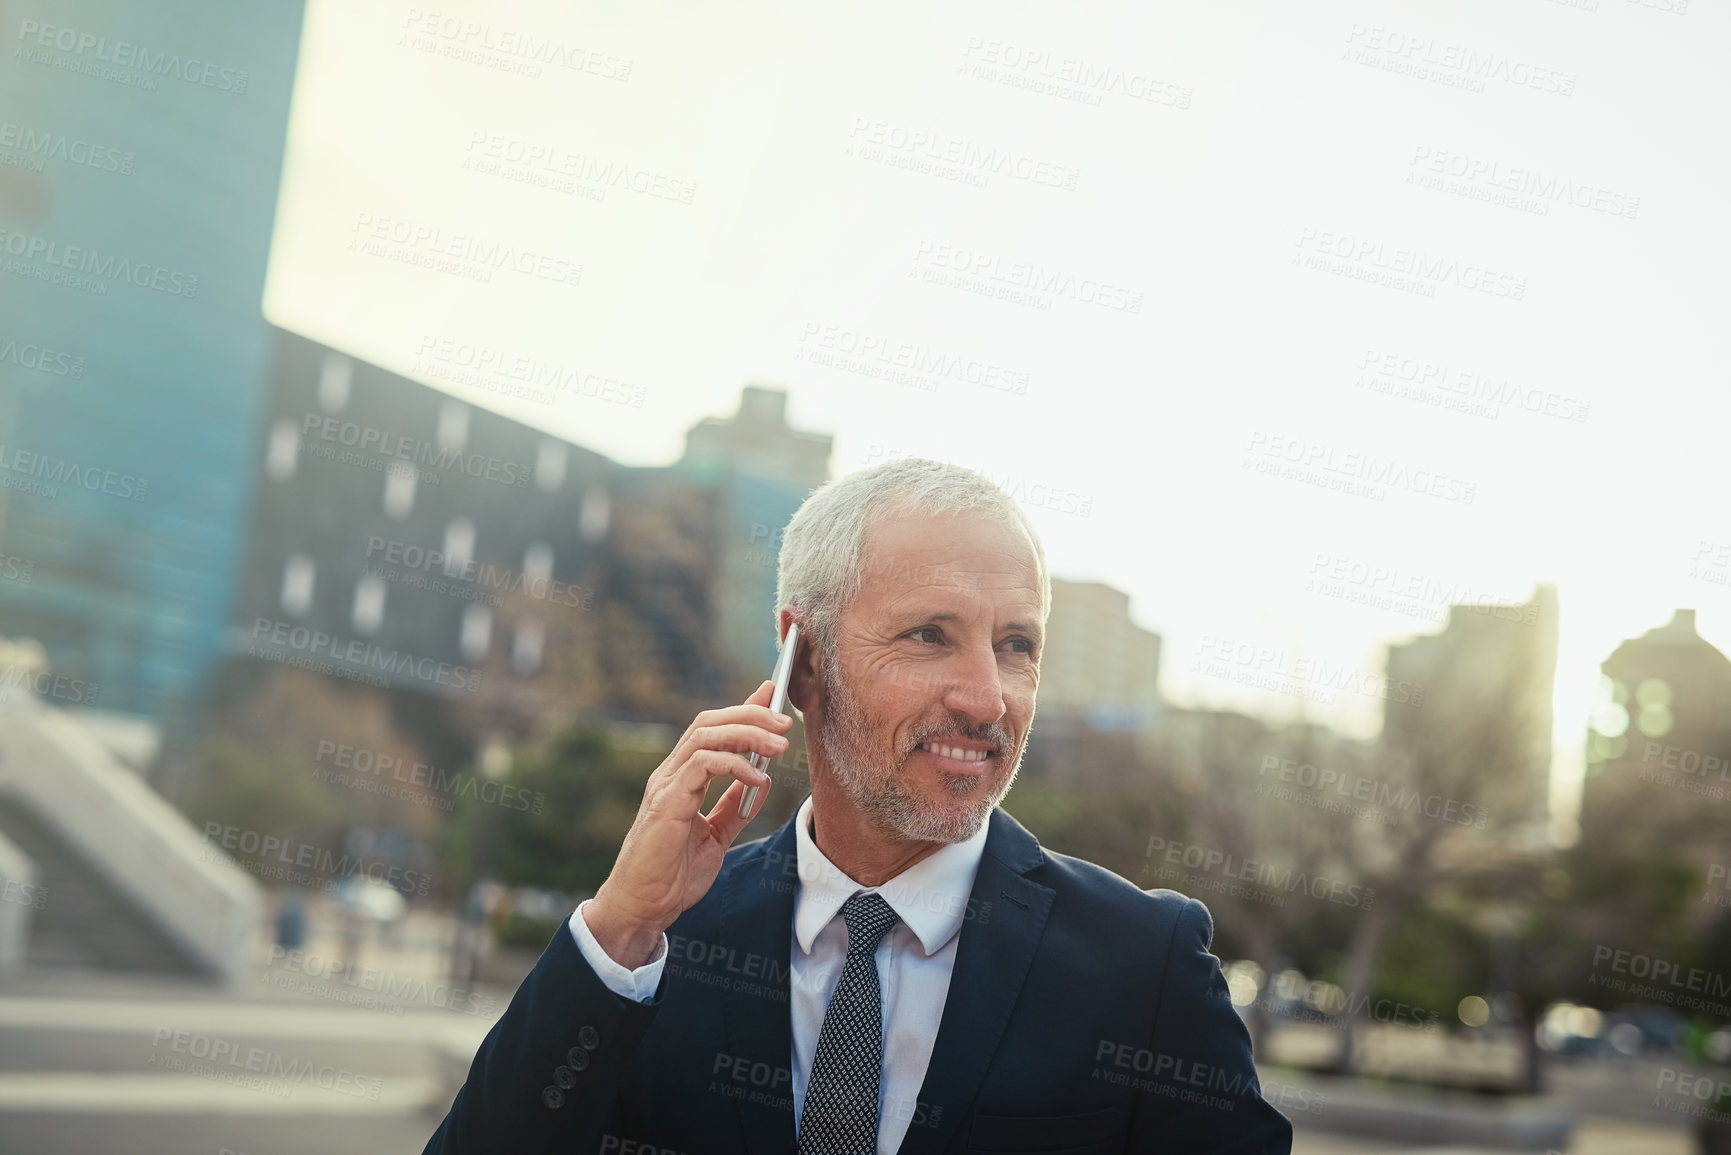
xmin=781 ymin=609 xmax=819 ymax=714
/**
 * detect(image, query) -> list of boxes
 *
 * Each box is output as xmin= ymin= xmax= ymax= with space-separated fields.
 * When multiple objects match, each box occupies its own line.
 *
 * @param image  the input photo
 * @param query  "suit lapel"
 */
xmin=897 ymin=808 xmax=1053 ymax=1155
xmin=720 ymin=816 xmax=801 ymax=1155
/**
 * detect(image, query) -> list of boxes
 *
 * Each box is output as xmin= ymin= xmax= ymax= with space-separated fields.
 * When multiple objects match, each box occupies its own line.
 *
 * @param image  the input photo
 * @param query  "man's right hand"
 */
xmin=584 ymin=680 xmax=794 ymax=969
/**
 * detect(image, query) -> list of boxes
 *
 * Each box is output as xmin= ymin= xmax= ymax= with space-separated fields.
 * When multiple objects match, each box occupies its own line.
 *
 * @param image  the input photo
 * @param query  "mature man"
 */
xmin=425 ymin=458 xmax=1292 ymax=1154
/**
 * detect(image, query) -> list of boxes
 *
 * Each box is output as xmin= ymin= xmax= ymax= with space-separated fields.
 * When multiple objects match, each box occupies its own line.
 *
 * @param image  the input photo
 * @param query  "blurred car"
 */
xmin=330 ymin=875 xmax=408 ymax=923
xmin=1605 ymin=1004 xmax=1686 ymax=1055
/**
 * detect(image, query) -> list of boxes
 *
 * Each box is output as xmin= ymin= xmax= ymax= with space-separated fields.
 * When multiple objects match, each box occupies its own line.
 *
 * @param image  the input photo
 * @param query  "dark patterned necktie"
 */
xmin=798 ymin=892 xmax=901 ymax=1155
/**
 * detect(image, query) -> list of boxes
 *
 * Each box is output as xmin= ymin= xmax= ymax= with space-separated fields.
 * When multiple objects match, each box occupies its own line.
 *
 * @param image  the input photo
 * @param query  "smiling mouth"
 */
xmin=916 ymin=741 xmax=996 ymax=764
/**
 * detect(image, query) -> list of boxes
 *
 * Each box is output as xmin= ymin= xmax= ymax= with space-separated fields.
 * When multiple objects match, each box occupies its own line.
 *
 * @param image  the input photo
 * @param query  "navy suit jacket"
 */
xmin=425 ymin=805 xmax=1293 ymax=1153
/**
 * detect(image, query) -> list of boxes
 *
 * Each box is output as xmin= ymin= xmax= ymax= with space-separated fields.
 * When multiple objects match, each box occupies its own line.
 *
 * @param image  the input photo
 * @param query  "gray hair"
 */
xmin=774 ymin=457 xmax=1050 ymax=668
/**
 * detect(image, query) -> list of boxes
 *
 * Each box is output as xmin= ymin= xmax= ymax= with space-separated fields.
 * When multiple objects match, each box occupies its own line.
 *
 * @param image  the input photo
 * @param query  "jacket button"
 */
xmin=578 ymin=1025 xmax=600 ymax=1050
xmin=554 ymin=1065 xmax=577 ymax=1089
xmin=567 ymin=1048 xmax=591 ymax=1071
xmin=541 ymin=1086 xmax=565 ymax=1110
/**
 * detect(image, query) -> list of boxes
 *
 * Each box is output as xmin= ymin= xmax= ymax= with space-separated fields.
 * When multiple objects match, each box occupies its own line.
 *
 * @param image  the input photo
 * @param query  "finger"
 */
xmin=674 ymin=747 xmax=771 ymax=803
xmin=686 ymin=722 xmax=790 ymax=762
xmin=706 ymin=776 xmax=761 ymax=844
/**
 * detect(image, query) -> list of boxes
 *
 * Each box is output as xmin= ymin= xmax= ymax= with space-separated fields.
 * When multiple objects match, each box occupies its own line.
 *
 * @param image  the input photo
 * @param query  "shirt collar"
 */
xmin=792 ymin=793 xmax=991 ymax=958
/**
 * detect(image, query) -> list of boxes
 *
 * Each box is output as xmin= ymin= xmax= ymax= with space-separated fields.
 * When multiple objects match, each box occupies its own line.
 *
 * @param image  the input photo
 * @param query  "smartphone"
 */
xmin=738 ymin=621 xmax=798 ymax=822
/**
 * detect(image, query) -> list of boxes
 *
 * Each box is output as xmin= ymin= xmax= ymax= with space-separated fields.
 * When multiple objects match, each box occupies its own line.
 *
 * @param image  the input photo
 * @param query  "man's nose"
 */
xmin=941 ymin=643 xmax=1006 ymax=725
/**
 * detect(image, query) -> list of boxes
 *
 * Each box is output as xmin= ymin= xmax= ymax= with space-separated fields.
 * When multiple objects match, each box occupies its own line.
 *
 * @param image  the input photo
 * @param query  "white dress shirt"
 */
xmin=568 ymin=794 xmax=991 ymax=1154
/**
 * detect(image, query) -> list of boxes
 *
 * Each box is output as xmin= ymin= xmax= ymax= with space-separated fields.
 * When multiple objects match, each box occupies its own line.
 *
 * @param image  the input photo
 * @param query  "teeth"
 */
xmin=923 ymin=742 xmax=988 ymax=762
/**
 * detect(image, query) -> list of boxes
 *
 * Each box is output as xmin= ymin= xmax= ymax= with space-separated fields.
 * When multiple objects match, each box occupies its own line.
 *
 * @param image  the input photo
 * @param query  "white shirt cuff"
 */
xmin=567 ymin=898 xmax=668 ymax=1003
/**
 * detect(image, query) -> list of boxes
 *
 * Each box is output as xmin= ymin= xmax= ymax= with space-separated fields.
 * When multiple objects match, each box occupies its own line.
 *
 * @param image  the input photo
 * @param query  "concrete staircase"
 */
xmin=0 ymin=798 xmax=205 ymax=975
xmin=0 ymin=694 xmax=259 ymax=982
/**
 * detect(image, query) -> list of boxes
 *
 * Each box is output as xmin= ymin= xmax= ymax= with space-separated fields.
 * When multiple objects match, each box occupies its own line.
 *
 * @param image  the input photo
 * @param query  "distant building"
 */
xmin=229 ymin=330 xmax=730 ymax=727
xmin=0 ymin=2 xmax=305 ymax=732
xmin=675 ymin=385 xmax=832 ymax=679
xmin=1037 ymin=579 xmax=1162 ymax=733
xmin=1579 ymin=609 xmax=1731 ymax=857
xmin=1381 ymin=584 xmax=1559 ymax=832
xmin=679 ymin=386 xmax=831 ymax=494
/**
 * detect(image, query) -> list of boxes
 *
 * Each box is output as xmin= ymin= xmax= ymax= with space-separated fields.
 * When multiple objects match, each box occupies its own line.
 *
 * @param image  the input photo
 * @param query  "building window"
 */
xmin=460 ymin=604 xmax=491 ymax=661
xmin=265 ymin=419 xmax=300 ymax=482
xmin=437 ymin=400 xmax=470 ymax=453
xmin=579 ymin=488 xmax=610 ymax=543
xmin=281 ymin=554 xmax=316 ymax=617
xmin=353 ymin=575 xmax=386 ymax=635
xmin=535 ymin=439 xmax=567 ymax=492
xmin=384 ymin=463 xmax=416 ymax=519
xmin=523 ymin=541 xmax=553 ymax=584
xmin=443 ymin=517 xmax=476 ymax=577
xmin=318 ymin=350 xmax=352 ymax=412
xmin=513 ymin=618 xmax=544 ymax=674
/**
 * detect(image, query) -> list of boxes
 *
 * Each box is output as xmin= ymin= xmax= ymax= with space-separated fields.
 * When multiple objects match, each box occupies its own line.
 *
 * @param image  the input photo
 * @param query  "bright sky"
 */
xmin=262 ymin=0 xmax=1730 ymax=836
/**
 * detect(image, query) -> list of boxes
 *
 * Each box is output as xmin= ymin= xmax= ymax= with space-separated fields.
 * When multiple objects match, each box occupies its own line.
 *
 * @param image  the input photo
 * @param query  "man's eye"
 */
xmin=910 ymin=626 xmax=943 ymax=644
xmin=1004 ymin=638 xmax=1035 ymax=655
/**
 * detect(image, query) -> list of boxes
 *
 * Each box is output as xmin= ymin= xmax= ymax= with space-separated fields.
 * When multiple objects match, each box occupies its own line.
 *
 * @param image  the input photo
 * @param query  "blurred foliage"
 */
xmin=1001 ymin=773 xmax=1170 ymax=887
xmin=179 ymin=733 xmax=350 ymax=854
xmin=441 ymin=722 xmax=661 ymax=896
xmin=1372 ymin=901 xmax=1485 ymax=1020
xmin=494 ymin=911 xmax=567 ymax=952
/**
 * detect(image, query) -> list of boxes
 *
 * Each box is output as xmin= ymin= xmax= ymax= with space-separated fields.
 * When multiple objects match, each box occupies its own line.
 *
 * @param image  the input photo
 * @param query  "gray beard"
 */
xmin=812 ymin=660 xmax=1022 ymax=843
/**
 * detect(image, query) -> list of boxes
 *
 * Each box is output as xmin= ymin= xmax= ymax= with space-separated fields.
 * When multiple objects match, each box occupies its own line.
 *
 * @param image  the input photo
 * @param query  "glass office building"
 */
xmin=0 ymin=1 xmax=305 ymax=732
